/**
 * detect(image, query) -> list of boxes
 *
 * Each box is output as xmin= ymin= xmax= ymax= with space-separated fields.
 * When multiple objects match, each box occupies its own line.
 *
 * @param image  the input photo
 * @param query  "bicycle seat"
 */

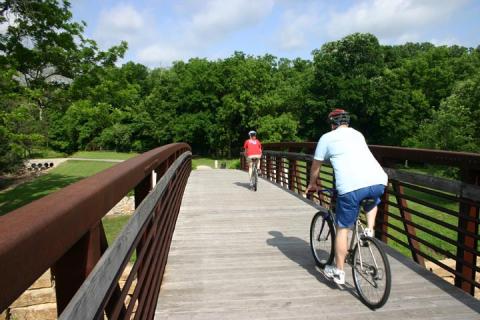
xmin=360 ymin=198 xmax=376 ymax=206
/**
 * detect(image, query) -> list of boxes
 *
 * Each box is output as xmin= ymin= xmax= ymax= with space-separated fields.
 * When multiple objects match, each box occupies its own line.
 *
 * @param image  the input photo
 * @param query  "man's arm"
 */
xmin=307 ymin=159 xmax=322 ymax=192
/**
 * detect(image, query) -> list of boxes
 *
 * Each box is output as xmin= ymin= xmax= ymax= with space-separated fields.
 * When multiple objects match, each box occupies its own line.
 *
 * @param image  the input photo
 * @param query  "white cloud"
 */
xmin=327 ymin=0 xmax=469 ymax=42
xmin=188 ymin=0 xmax=274 ymax=43
xmin=136 ymin=0 xmax=275 ymax=66
xmin=137 ymin=44 xmax=194 ymax=66
xmin=430 ymin=37 xmax=459 ymax=46
xmin=95 ymin=4 xmax=146 ymax=47
xmin=277 ymin=10 xmax=320 ymax=51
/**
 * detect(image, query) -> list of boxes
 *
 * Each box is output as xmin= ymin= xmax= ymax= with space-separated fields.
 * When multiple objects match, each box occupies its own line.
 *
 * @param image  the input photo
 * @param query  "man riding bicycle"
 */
xmin=243 ymin=130 xmax=263 ymax=188
xmin=307 ymin=109 xmax=388 ymax=285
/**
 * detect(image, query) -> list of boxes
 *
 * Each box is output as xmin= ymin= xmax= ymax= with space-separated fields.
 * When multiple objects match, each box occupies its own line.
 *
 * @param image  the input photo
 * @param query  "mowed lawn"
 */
xmin=0 ymin=160 xmax=117 ymax=216
xmin=0 ymin=155 xmax=137 ymax=251
xmin=71 ymin=151 xmax=138 ymax=160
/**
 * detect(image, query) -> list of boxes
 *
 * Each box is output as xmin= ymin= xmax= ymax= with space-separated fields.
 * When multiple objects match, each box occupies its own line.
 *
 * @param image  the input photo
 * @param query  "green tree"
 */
xmin=256 ymin=113 xmax=299 ymax=143
xmin=405 ymin=95 xmax=477 ymax=152
xmin=310 ymin=33 xmax=384 ymax=140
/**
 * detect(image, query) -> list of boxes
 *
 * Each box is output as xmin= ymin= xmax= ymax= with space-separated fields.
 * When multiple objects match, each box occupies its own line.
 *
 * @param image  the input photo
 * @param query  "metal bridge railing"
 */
xmin=241 ymin=143 xmax=480 ymax=297
xmin=0 ymin=143 xmax=192 ymax=319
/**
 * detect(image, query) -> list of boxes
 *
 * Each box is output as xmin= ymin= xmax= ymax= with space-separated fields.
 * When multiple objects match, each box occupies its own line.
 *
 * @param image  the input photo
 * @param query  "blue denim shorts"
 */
xmin=335 ymin=184 xmax=386 ymax=228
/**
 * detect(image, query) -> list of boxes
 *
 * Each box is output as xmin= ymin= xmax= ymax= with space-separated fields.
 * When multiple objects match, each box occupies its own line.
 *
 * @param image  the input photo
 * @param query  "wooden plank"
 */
xmin=155 ymin=170 xmax=480 ymax=319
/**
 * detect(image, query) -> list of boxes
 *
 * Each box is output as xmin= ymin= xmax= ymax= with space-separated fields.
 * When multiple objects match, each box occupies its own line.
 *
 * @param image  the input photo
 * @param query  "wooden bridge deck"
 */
xmin=155 ymin=170 xmax=480 ymax=319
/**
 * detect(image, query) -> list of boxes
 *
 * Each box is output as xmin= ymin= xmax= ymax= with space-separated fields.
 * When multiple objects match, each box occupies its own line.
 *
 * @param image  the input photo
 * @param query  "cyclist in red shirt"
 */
xmin=243 ymin=131 xmax=262 ymax=187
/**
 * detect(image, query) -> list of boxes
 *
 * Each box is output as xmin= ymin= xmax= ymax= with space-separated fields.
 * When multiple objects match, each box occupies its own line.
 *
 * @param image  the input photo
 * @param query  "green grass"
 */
xmin=70 ymin=151 xmax=138 ymax=160
xmin=103 ymin=215 xmax=131 ymax=244
xmin=191 ymin=157 xmax=240 ymax=170
xmin=0 ymin=160 xmax=116 ymax=215
xmin=102 ymin=215 xmax=136 ymax=262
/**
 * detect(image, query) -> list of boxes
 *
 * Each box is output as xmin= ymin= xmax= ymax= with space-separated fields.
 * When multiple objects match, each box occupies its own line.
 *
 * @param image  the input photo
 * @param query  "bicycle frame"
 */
xmin=318 ymin=189 xmax=381 ymax=271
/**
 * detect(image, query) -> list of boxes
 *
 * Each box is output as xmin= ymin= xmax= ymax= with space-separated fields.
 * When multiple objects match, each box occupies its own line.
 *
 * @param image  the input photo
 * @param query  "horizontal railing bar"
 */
xmin=388 ymin=189 xmax=480 ymax=223
xmin=383 ymin=219 xmax=480 ymax=273
xmin=385 ymin=168 xmax=480 ymax=202
xmin=59 ymin=151 xmax=192 ymax=320
xmin=385 ymin=202 xmax=479 ymax=232
xmin=386 ymin=188 xmax=464 ymax=219
xmin=382 ymin=229 xmax=480 ymax=288
xmin=382 ymin=209 xmax=479 ymax=256
xmin=397 ymin=180 xmax=480 ymax=209
xmin=263 ymin=150 xmax=313 ymax=161
xmin=385 ymin=200 xmax=479 ymax=238
xmin=263 ymin=143 xmax=480 ymax=169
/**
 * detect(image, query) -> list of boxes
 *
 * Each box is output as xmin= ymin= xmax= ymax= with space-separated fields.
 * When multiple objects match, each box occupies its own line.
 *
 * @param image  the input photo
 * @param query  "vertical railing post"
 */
xmin=376 ymin=184 xmax=390 ymax=243
xmin=455 ymin=168 xmax=480 ymax=295
xmin=376 ymin=157 xmax=391 ymax=243
xmin=51 ymin=222 xmax=104 ymax=315
xmin=135 ymin=173 xmax=153 ymax=208
xmin=305 ymin=159 xmax=312 ymax=199
xmin=135 ymin=171 xmax=154 ymax=309
xmin=276 ymin=156 xmax=282 ymax=185
xmin=288 ymin=158 xmax=295 ymax=191
xmin=266 ymin=154 xmax=272 ymax=180
xmin=391 ymin=180 xmax=425 ymax=266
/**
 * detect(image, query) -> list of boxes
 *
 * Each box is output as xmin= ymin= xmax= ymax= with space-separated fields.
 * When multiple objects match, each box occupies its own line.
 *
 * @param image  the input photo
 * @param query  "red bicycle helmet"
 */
xmin=328 ymin=108 xmax=350 ymax=126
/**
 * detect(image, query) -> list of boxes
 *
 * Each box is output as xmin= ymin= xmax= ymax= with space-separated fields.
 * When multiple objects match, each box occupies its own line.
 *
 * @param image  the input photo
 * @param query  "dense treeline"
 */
xmin=1 ymin=1 xmax=480 ymax=173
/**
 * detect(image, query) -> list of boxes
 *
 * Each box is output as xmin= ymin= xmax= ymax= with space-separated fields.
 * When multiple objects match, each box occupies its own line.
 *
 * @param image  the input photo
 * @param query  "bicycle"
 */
xmin=250 ymin=158 xmax=259 ymax=191
xmin=309 ymin=189 xmax=391 ymax=309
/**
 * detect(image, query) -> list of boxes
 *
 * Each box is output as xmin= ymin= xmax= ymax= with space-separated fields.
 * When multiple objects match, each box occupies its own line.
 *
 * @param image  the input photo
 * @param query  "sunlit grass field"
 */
xmin=70 ymin=151 xmax=138 ymax=160
xmin=0 ymin=160 xmax=116 ymax=216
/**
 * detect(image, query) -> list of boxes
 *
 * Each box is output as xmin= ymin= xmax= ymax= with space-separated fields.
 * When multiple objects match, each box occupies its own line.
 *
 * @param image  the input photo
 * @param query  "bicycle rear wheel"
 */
xmin=310 ymin=211 xmax=335 ymax=268
xmin=252 ymin=167 xmax=258 ymax=191
xmin=352 ymin=237 xmax=391 ymax=309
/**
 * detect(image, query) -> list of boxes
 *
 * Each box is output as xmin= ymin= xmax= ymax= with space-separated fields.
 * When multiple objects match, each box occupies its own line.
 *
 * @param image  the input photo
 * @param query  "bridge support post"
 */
xmin=376 ymin=157 xmax=392 ymax=243
xmin=391 ymin=181 xmax=425 ymax=266
xmin=266 ymin=154 xmax=272 ymax=181
xmin=51 ymin=222 xmax=104 ymax=314
xmin=288 ymin=158 xmax=295 ymax=191
xmin=276 ymin=156 xmax=282 ymax=185
xmin=455 ymin=168 xmax=479 ymax=296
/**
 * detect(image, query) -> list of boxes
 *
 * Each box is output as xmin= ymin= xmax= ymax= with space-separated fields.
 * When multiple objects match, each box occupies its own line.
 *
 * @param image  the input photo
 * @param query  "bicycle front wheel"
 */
xmin=352 ymin=237 xmax=391 ymax=309
xmin=310 ymin=211 xmax=335 ymax=268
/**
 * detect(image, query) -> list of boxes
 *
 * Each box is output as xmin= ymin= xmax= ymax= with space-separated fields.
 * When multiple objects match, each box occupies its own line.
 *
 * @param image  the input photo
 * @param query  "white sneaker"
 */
xmin=323 ymin=265 xmax=345 ymax=285
xmin=363 ymin=228 xmax=374 ymax=238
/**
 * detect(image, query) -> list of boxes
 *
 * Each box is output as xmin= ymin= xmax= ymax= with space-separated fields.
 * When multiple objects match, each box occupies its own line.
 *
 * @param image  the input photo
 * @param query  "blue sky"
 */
xmin=71 ymin=0 xmax=480 ymax=67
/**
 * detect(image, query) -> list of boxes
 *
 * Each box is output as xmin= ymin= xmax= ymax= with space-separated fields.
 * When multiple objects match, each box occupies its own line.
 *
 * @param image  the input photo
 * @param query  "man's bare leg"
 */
xmin=335 ymin=227 xmax=349 ymax=271
xmin=366 ymin=206 xmax=378 ymax=231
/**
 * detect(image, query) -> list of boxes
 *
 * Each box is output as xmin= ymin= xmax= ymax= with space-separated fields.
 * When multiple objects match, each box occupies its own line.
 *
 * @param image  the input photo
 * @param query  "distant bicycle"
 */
xmin=309 ymin=189 xmax=391 ymax=309
xmin=250 ymin=158 xmax=259 ymax=191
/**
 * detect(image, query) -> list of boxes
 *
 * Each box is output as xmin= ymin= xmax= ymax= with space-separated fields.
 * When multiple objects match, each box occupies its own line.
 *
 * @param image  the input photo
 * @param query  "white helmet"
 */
xmin=248 ymin=130 xmax=256 ymax=136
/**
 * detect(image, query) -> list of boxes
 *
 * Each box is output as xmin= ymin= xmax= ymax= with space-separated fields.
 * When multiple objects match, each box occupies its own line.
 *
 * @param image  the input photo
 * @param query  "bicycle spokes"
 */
xmin=352 ymin=237 xmax=391 ymax=309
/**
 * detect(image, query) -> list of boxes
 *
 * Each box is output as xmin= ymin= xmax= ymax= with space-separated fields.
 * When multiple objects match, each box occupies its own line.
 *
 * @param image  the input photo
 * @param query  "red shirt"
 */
xmin=244 ymin=138 xmax=262 ymax=157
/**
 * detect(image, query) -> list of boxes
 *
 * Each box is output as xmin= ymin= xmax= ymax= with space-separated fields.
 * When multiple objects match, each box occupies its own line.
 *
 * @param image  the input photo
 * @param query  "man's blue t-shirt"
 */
xmin=314 ymin=127 xmax=387 ymax=195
